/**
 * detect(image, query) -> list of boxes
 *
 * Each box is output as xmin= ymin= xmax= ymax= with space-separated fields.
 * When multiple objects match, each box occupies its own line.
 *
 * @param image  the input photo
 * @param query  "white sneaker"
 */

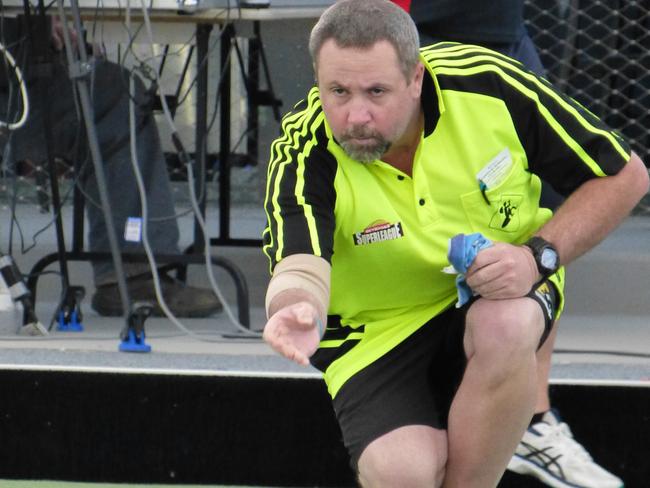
xmin=507 ymin=410 xmax=624 ymax=488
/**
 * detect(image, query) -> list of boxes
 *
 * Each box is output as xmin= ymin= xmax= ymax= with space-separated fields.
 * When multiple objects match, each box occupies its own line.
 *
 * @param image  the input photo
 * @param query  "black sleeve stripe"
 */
xmin=421 ymin=50 xmax=630 ymax=193
xmin=263 ymin=88 xmax=336 ymax=270
xmin=422 ymin=42 xmax=526 ymax=71
xmin=263 ymin=99 xmax=316 ymax=272
xmin=267 ymin=89 xmax=321 ymax=177
xmin=264 ymin=101 xmax=319 ymax=266
xmin=423 ymin=47 xmax=630 ymax=165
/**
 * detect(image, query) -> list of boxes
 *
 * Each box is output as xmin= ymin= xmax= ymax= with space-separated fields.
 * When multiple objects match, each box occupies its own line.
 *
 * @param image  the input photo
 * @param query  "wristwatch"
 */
xmin=524 ymin=236 xmax=560 ymax=278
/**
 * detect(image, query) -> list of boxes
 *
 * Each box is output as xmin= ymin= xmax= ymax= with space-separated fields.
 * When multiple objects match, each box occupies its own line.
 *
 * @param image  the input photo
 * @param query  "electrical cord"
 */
xmin=134 ymin=0 xmax=260 ymax=338
xmin=126 ymin=73 xmax=259 ymax=340
xmin=2 ymin=139 xmax=18 ymax=255
xmin=185 ymin=158 xmax=261 ymax=338
xmin=171 ymin=25 xmax=226 ymax=109
xmin=0 ymin=1 xmax=260 ymax=342
xmin=110 ymin=0 xmax=234 ymax=215
xmin=0 ymin=32 xmax=29 ymax=256
xmin=125 ymin=70 xmax=211 ymax=341
xmin=136 ymin=0 xmax=185 ymax=130
xmin=10 ymin=160 xmax=86 ymax=255
xmin=0 ymin=40 xmax=29 ymax=130
xmin=0 ymin=88 xmax=256 ymax=343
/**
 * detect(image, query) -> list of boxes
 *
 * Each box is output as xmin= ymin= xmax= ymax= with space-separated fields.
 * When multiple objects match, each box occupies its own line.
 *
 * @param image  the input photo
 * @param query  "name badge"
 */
xmin=477 ymin=147 xmax=513 ymax=190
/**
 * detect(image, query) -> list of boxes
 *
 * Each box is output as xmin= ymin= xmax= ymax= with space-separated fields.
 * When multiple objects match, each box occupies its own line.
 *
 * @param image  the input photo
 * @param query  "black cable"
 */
xmin=17 ymin=160 xmax=85 ymax=255
xmin=0 ymin=19 xmax=32 ymax=256
xmin=173 ymin=24 xmax=226 ymax=108
xmin=0 ymin=14 xmax=84 ymax=257
xmin=205 ymin=45 xmax=231 ymax=133
xmin=68 ymin=62 xmax=203 ymax=222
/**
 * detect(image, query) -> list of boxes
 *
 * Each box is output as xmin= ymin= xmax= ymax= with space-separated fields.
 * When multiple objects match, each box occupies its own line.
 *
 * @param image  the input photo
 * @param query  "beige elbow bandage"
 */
xmin=265 ymin=254 xmax=331 ymax=320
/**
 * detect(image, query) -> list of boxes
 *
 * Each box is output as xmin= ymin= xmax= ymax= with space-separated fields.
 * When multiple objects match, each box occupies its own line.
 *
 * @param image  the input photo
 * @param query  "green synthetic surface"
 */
xmin=0 ymin=482 xmax=271 ymax=488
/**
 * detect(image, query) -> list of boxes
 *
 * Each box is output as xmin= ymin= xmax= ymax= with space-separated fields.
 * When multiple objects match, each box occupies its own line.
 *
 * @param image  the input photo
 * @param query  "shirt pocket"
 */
xmin=459 ymin=163 xmax=537 ymax=241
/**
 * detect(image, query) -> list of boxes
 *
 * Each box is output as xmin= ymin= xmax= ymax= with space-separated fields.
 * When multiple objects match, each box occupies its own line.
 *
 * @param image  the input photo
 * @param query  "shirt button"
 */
xmin=397 ymin=175 xmax=405 ymax=180
xmin=419 ymin=198 xmax=425 ymax=206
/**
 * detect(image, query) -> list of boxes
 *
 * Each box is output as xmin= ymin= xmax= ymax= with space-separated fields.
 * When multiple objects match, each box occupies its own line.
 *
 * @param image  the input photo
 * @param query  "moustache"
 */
xmin=341 ymin=127 xmax=380 ymax=140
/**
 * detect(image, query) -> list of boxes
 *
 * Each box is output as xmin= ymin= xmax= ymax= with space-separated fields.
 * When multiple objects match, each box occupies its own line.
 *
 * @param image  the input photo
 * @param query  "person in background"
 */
xmin=262 ymin=1 xmax=647 ymax=486
xmin=0 ymin=15 xmax=222 ymax=318
xmin=390 ymin=1 xmax=626 ymax=486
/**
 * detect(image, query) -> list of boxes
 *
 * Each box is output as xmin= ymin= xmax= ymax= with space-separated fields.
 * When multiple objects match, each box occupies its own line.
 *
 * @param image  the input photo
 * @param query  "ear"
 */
xmin=313 ymin=62 xmax=319 ymax=85
xmin=409 ymin=62 xmax=425 ymax=97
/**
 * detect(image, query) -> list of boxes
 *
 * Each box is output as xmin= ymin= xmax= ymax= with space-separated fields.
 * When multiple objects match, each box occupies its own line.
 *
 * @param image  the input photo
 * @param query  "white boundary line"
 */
xmin=0 ymin=363 xmax=648 ymax=387
xmin=0 ymin=363 xmax=323 ymax=379
xmin=549 ymin=378 xmax=649 ymax=388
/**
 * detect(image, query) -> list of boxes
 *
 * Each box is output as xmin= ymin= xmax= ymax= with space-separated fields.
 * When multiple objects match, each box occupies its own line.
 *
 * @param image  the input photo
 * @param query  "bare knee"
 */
xmin=358 ymin=451 xmax=445 ymax=488
xmin=357 ymin=426 xmax=446 ymax=488
xmin=465 ymin=298 xmax=544 ymax=360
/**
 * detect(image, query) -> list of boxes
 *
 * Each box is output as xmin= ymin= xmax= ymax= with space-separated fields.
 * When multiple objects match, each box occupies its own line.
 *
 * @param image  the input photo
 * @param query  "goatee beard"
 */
xmin=339 ymin=128 xmax=391 ymax=163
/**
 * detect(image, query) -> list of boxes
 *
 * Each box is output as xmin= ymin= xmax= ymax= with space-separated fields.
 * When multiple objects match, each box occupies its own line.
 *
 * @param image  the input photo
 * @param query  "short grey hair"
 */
xmin=309 ymin=0 xmax=421 ymax=80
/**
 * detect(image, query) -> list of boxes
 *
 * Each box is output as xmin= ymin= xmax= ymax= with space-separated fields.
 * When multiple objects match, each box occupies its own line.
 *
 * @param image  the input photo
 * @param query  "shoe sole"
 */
xmin=507 ymin=455 xmax=624 ymax=488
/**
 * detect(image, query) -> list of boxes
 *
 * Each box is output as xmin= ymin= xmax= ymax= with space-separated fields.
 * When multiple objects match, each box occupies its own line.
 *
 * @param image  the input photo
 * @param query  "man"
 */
xmin=0 ymin=15 xmax=222 ymax=318
xmin=406 ymin=0 xmax=537 ymax=62
xmin=391 ymin=3 xmax=626 ymax=487
xmin=262 ymin=1 xmax=648 ymax=487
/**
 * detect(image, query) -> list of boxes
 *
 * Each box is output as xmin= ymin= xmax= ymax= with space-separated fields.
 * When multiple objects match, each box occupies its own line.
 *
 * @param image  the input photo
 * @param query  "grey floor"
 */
xmin=0 ymin=197 xmax=649 ymax=384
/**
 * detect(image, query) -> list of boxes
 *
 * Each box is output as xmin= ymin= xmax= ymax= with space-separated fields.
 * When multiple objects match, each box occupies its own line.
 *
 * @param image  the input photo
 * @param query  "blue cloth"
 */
xmin=447 ymin=233 xmax=493 ymax=307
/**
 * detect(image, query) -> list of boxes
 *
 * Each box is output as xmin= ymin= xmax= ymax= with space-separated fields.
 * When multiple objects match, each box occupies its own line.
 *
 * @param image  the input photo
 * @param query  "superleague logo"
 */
xmin=353 ymin=220 xmax=404 ymax=246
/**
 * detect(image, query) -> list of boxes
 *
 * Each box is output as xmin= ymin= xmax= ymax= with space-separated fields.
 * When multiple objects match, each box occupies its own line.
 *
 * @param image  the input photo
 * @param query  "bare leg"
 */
xmin=358 ymin=425 xmax=448 ymax=488
xmin=534 ymin=324 xmax=557 ymax=413
xmin=442 ymin=297 xmax=545 ymax=488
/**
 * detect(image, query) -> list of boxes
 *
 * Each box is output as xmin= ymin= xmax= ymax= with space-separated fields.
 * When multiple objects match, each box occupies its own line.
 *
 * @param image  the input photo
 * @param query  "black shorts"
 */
xmin=331 ymin=280 xmax=559 ymax=471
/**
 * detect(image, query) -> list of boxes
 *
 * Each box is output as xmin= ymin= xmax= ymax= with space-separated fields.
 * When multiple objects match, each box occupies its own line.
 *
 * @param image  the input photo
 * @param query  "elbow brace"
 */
xmin=265 ymin=254 xmax=331 ymax=321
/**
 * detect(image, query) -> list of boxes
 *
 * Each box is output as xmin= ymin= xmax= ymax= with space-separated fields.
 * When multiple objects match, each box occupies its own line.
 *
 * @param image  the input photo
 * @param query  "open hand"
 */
xmin=263 ymin=301 xmax=321 ymax=366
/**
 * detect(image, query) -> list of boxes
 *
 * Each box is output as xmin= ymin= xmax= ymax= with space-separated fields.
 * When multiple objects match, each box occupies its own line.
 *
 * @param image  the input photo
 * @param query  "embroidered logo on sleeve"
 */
xmin=353 ymin=220 xmax=404 ymax=246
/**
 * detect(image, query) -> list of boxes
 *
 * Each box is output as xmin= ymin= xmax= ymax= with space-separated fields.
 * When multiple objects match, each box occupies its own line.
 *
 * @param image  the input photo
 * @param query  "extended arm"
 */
xmin=263 ymin=254 xmax=331 ymax=366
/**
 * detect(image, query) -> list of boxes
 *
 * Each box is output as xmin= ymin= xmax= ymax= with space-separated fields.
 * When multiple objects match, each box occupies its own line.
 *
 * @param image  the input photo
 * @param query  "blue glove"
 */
xmin=447 ymin=233 xmax=493 ymax=307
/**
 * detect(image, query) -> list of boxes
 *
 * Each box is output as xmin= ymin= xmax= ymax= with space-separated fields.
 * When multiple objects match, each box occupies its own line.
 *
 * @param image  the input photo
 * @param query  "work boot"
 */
xmin=91 ymin=273 xmax=223 ymax=318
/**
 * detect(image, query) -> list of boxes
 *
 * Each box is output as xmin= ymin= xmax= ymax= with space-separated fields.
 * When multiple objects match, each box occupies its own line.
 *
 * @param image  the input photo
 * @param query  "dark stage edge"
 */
xmin=0 ymin=367 xmax=646 ymax=487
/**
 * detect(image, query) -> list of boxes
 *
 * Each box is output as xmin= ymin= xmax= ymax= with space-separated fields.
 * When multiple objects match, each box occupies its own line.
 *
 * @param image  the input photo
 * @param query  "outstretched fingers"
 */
xmin=263 ymin=301 xmax=321 ymax=366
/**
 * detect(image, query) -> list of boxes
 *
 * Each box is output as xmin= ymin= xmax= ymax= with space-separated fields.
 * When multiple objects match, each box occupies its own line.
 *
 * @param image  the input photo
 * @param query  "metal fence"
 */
xmin=526 ymin=0 xmax=650 ymax=213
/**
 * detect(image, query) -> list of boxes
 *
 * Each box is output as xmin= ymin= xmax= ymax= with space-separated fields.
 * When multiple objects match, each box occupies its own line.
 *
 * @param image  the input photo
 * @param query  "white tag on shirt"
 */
xmin=476 ymin=147 xmax=513 ymax=190
xmin=124 ymin=217 xmax=142 ymax=243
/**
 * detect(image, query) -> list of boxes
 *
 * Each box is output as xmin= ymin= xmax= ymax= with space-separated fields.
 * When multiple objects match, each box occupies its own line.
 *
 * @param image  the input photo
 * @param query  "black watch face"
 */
xmin=540 ymin=247 xmax=558 ymax=271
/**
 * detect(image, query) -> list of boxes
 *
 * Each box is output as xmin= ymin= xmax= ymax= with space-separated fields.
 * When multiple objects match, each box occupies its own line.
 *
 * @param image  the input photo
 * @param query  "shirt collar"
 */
xmin=420 ymin=55 xmax=445 ymax=137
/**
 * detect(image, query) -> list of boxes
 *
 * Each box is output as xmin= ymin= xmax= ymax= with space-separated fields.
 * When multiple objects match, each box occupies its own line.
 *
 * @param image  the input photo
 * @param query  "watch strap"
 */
xmin=525 ymin=236 xmax=559 ymax=277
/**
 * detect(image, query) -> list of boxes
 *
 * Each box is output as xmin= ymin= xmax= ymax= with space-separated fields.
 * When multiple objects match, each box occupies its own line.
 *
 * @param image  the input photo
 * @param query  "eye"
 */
xmin=369 ymin=87 xmax=385 ymax=96
xmin=331 ymin=87 xmax=347 ymax=96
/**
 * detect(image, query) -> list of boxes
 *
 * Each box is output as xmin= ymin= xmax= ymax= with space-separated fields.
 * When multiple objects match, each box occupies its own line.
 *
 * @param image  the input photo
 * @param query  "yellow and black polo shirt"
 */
xmin=263 ymin=42 xmax=630 ymax=398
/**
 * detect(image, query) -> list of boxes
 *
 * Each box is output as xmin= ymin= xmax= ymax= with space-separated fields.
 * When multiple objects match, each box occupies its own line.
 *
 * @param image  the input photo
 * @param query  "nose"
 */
xmin=347 ymin=99 xmax=372 ymax=126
